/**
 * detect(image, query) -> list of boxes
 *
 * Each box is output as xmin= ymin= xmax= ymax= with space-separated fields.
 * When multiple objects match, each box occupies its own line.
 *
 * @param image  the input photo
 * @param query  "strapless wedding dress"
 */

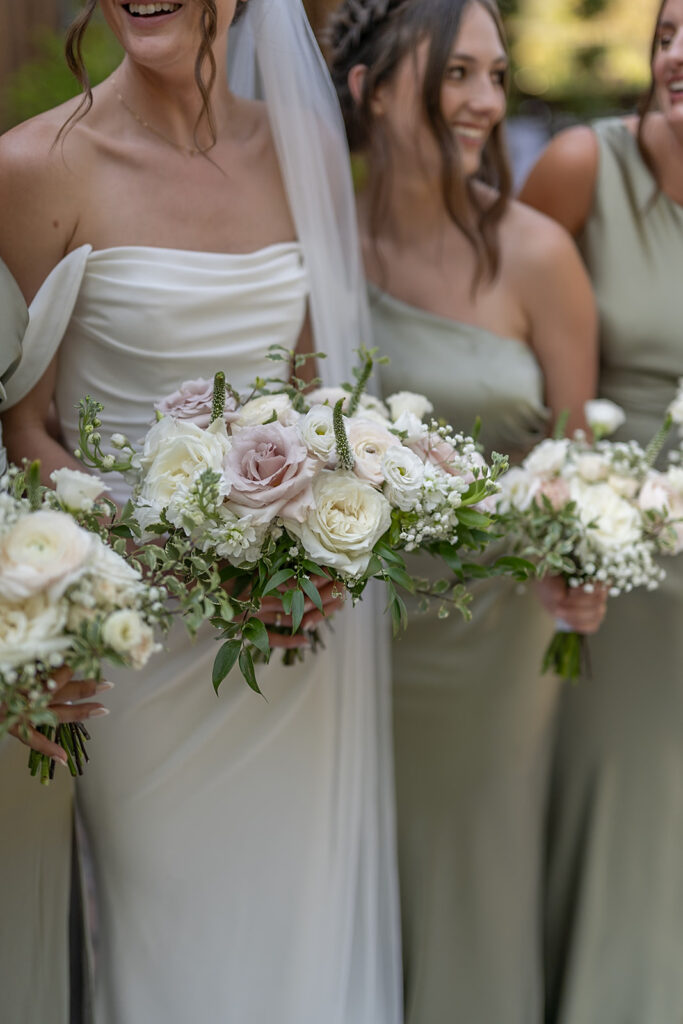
xmin=4 ymin=244 xmax=400 ymax=1024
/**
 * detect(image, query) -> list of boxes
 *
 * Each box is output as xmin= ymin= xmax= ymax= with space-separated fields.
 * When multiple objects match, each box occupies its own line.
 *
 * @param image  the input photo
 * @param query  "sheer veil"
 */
xmin=229 ymin=3 xmax=401 ymax=1020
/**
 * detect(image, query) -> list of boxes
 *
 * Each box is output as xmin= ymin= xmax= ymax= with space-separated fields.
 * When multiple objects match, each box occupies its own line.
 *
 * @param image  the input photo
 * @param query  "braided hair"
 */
xmin=327 ymin=0 xmax=512 ymax=286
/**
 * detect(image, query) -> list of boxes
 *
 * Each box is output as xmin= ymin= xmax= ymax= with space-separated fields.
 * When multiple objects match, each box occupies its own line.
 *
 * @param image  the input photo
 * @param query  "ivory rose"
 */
xmin=139 ymin=416 xmax=232 ymax=511
xmin=0 ymin=510 xmax=93 ymax=602
xmin=283 ymin=470 xmax=392 ymax=576
xmin=102 ymin=609 xmax=160 ymax=669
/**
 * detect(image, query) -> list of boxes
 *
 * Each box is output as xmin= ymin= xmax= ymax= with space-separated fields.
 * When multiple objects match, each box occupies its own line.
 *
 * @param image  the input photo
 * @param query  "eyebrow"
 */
xmin=449 ymin=52 xmax=508 ymax=65
xmin=657 ymin=20 xmax=677 ymax=31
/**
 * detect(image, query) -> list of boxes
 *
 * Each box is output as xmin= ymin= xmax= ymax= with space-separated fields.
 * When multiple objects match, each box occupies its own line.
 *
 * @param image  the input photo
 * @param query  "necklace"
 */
xmin=112 ymin=76 xmax=199 ymax=158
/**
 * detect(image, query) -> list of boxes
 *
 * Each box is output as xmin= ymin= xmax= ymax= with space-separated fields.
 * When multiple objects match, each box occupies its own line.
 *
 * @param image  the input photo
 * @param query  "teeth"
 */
xmin=127 ymin=2 xmax=180 ymax=14
xmin=455 ymin=127 xmax=486 ymax=139
xmin=671 ymin=82 xmax=683 ymax=92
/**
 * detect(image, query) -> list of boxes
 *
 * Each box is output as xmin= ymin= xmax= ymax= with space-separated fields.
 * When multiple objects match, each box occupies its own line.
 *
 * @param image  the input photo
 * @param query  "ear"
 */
xmin=347 ymin=64 xmax=368 ymax=106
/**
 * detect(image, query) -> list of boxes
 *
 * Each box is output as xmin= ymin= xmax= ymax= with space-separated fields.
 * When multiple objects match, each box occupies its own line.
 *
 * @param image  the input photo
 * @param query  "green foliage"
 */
xmin=2 ymin=22 xmax=122 ymax=129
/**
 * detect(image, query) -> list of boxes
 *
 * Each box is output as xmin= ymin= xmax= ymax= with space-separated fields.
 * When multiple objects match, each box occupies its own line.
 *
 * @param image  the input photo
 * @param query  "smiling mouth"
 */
xmin=124 ymin=3 xmax=182 ymax=16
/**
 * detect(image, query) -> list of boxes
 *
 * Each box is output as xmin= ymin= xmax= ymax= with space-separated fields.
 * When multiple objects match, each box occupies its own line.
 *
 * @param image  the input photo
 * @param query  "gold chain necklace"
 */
xmin=112 ymin=76 xmax=199 ymax=158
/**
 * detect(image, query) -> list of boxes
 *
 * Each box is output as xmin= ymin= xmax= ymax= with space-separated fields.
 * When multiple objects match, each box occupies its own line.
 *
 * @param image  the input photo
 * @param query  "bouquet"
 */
xmin=76 ymin=347 xmax=524 ymax=694
xmin=497 ymin=397 xmax=683 ymax=680
xmin=0 ymin=461 xmax=167 ymax=783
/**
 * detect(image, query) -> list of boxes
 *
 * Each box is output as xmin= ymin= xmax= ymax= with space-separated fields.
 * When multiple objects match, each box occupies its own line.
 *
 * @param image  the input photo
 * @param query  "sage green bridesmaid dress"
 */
xmin=372 ymin=285 xmax=558 ymax=1023
xmin=0 ymin=259 xmax=74 ymax=1024
xmin=545 ymin=119 xmax=683 ymax=1024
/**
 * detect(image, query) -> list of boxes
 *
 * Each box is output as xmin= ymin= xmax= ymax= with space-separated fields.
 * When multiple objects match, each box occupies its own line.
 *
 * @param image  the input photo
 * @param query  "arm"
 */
xmin=518 ymin=125 xmax=599 ymax=239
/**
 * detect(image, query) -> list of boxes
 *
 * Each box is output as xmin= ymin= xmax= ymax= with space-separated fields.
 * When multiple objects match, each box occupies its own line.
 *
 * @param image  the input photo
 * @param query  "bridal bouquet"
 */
xmin=76 ymin=347 xmax=520 ymax=694
xmin=0 ymin=461 xmax=167 ymax=783
xmin=497 ymin=397 xmax=683 ymax=680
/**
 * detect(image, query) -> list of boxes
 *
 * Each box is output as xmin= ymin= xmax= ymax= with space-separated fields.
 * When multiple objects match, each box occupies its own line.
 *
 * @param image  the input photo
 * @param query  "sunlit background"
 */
xmin=0 ymin=0 xmax=663 ymax=177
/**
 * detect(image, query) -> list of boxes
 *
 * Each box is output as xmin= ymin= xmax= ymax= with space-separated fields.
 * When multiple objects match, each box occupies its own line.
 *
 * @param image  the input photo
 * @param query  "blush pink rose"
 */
xmin=156 ymin=378 xmax=239 ymax=428
xmin=223 ymin=422 xmax=321 ymax=524
xmin=536 ymin=477 xmax=571 ymax=511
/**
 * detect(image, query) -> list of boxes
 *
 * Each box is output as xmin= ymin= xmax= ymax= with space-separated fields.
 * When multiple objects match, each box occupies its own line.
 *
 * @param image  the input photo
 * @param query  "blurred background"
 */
xmin=0 ymin=0 xmax=663 ymax=183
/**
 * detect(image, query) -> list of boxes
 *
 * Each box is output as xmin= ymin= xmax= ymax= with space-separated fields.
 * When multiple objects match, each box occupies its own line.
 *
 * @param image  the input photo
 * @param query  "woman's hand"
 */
xmin=5 ymin=667 xmax=111 ymax=766
xmin=535 ymin=576 xmax=607 ymax=636
xmin=258 ymin=576 xmax=345 ymax=649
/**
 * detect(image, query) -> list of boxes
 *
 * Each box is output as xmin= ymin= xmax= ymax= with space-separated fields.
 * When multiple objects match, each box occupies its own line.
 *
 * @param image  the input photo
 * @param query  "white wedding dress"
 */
xmin=6 ymin=243 xmax=400 ymax=1024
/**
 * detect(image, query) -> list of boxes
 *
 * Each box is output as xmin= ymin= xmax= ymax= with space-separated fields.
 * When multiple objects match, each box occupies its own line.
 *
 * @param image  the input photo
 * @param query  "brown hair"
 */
xmin=327 ymin=0 xmax=512 ymax=286
xmin=58 ymin=0 xmax=221 ymax=151
xmin=637 ymin=0 xmax=668 ymax=182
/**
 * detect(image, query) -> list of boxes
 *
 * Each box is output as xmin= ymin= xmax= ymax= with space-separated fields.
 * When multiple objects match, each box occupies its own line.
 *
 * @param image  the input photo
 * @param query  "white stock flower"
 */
xmin=234 ymin=394 xmax=299 ymax=429
xmin=0 ymin=593 xmax=71 ymax=670
xmin=382 ymin=446 xmax=425 ymax=511
xmin=347 ymin=417 xmax=402 ymax=486
xmin=299 ymin=405 xmax=337 ymax=462
xmin=570 ymin=478 xmax=642 ymax=552
xmin=102 ymin=609 xmax=160 ymax=669
xmin=0 ymin=510 xmax=93 ymax=602
xmin=585 ymin=399 xmax=626 ymax=438
xmin=523 ymin=438 xmax=570 ymax=478
xmin=139 ymin=416 xmax=231 ymax=511
xmin=392 ymin=410 xmax=429 ymax=444
xmin=283 ymin=470 xmax=392 ymax=577
xmin=386 ymin=391 xmax=434 ymax=423
xmin=50 ymin=468 xmax=109 ymax=512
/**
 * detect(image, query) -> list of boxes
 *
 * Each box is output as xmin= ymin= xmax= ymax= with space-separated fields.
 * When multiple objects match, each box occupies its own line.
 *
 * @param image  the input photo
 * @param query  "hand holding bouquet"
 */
xmin=498 ymin=396 xmax=683 ymax=680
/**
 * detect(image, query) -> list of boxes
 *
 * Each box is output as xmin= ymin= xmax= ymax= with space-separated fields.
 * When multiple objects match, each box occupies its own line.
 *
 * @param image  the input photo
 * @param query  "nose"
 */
xmin=666 ymin=26 xmax=683 ymax=63
xmin=467 ymin=73 xmax=504 ymax=116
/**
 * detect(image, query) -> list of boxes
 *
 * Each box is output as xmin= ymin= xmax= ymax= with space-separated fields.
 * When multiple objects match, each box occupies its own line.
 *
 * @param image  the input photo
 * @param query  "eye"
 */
xmin=491 ymin=69 xmax=507 ymax=86
xmin=658 ymin=33 xmax=674 ymax=49
xmin=445 ymin=64 xmax=466 ymax=81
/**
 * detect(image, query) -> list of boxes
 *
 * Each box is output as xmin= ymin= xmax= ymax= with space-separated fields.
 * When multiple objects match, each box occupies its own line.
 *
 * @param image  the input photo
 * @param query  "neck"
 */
xmin=115 ymin=51 xmax=233 ymax=151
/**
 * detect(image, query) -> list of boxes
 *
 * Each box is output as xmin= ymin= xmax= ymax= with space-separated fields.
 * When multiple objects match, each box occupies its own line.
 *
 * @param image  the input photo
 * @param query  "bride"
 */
xmin=0 ymin=1 xmax=401 ymax=1021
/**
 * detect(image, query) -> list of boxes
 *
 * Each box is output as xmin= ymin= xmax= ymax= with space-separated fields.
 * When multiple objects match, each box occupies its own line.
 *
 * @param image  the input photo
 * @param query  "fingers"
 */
xmin=9 ymin=724 xmax=68 ymax=765
xmin=267 ymin=631 xmax=312 ymax=650
xmin=51 ymin=678 xmax=107 ymax=704
xmin=49 ymin=702 xmax=110 ymax=724
xmin=536 ymin=577 xmax=608 ymax=635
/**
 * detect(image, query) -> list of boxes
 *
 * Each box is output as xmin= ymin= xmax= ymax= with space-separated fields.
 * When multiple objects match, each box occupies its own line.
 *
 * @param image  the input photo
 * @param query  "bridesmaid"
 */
xmin=520 ymin=2 xmax=683 ymax=1020
xmin=328 ymin=0 xmax=604 ymax=1020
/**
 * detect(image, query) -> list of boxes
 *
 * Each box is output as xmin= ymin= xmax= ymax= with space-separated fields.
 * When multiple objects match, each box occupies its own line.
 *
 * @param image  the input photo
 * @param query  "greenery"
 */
xmin=1 ymin=20 xmax=122 ymax=129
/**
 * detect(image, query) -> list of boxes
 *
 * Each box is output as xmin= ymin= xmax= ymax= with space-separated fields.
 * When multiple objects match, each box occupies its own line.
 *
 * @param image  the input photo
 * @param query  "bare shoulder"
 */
xmin=502 ymin=197 xmax=582 ymax=276
xmin=518 ymin=125 xmax=599 ymax=237
xmin=0 ymin=101 xmax=86 ymax=299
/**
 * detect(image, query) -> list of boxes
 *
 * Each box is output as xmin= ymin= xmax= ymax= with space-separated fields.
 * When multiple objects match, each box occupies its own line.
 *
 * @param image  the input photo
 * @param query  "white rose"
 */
xmin=102 ymin=609 xmax=160 ymax=669
xmin=606 ymin=473 xmax=640 ymax=499
xmin=234 ymin=394 xmax=299 ymax=429
xmin=496 ymin=466 xmax=540 ymax=513
xmin=0 ymin=510 xmax=93 ymax=602
xmin=347 ymin=417 xmax=402 ymax=486
xmin=585 ymin=399 xmax=626 ymax=438
xmin=50 ymin=468 xmax=109 ymax=512
xmin=299 ymin=405 xmax=337 ymax=462
xmin=386 ymin=391 xmax=434 ymax=423
xmin=524 ymin=438 xmax=570 ymax=478
xmin=570 ymin=478 xmax=642 ymax=552
xmin=0 ymin=593 xmax=71 ymax=671
xmin=139 ymin=416 xmax=231 ymax=510
xmin=639 ymin=471 xmax=683 ymax=552
xmin=283 ymin=470 xmax=392 ymax=577
xmin=572 ymin=452 xmax=610 ymax=483
xmin=382 ymin=446 xmax=425 ymax=511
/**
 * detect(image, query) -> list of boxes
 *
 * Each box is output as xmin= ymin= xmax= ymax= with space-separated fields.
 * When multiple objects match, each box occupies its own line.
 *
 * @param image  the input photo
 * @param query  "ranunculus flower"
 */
xmin=299 ymin=405 xmax=337 ymax=462
xmin=223 ymin=422 xmax=321 ymax=524
xmin=234 ymin=394 xmax=299 ymax=430
xmin=0 ymin=593 xmax=72 ymax=671
xmin=283 ymin=470 xmax=392 ymax=576
xmin=156 ymin=377 xmax=239 ymax=428
xmin=0 ymin=510 xmax=93 ymax=602
xmin=50 ymin=468 xmax=109 ymax=512
xmin=386 ymin=391 xmax=434 ymax=423
xmin=570 ymin=478 xmax=642 ymax=552
xmin=347 ymin=417 xmax=402 ymax=486
xmin=139 ymin=416 xmax=232 ymax=511
xmin=585 ymin=399 xmax=626 ymax=438
xmin=382 ymin=446 xmax=425 ymax=510
xmin=524 ymin=438 xmax=570 ymax=478
xmin=102 ymin=609 xmax=160 ymax=669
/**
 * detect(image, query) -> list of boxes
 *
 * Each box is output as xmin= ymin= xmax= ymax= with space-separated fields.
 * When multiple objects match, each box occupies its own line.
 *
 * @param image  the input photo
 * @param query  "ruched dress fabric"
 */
xmin=2 ymin=243 xmax=400 ymax=1024
xmin=545 ymin=119 xmax=683 ymax=1024
xmin=0 ymin=262 xmax=74 ymax=1024
xmin=371 ymin=284 xmax=559 ymax=1024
